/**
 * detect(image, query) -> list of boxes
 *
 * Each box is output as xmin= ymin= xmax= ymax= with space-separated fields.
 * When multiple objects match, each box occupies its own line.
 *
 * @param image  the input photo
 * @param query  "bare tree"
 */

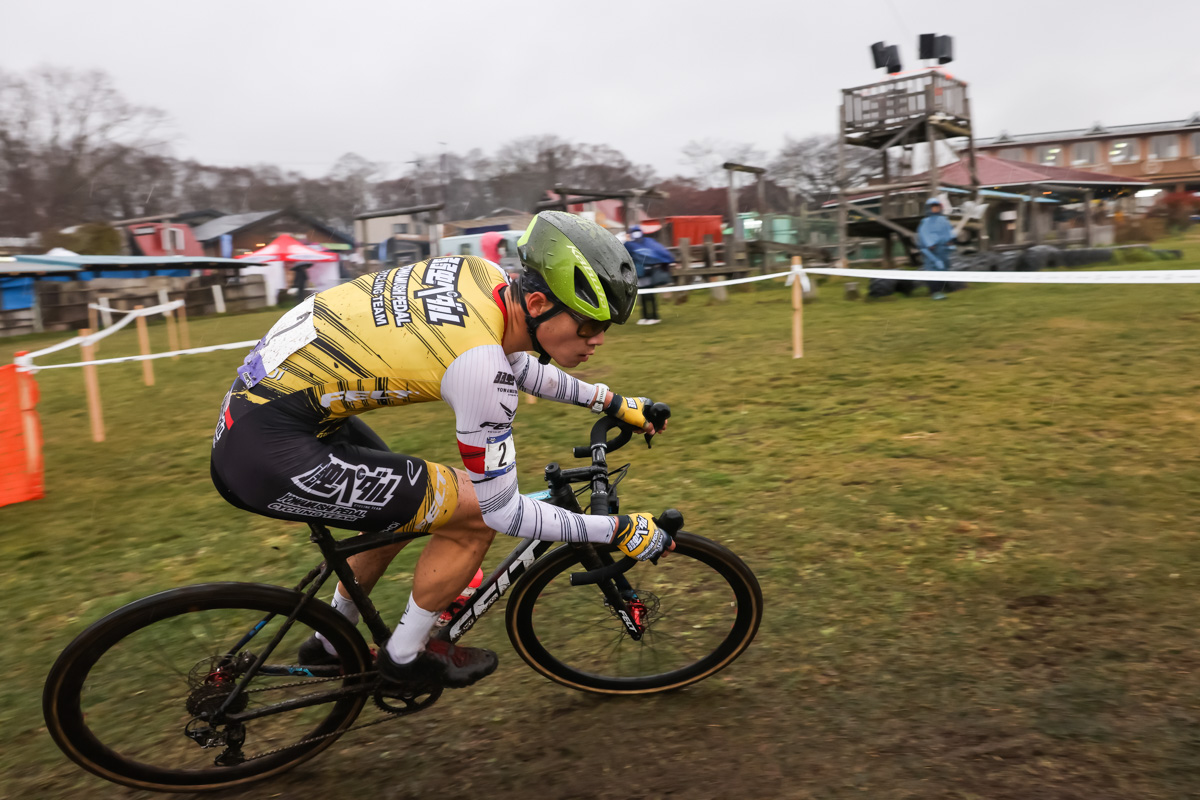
xmin=0 ymin=64 xmax=665 ymax=237
xmin=299 ymin=152 xmax=380 ymax=229
xmin=0 ymin=69 xmax=39 ymax=235
xmin=0 ymin=66 xmax=170 ymax=234
xmin=679 ymin=139 xmax=767 ymax=189
xmin=770 ymin=134 xmax=881 ymax=209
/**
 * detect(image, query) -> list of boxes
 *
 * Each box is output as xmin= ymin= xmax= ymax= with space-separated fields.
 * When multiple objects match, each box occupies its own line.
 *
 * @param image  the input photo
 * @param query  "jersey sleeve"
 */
xmin=441 ymin=344 xmax=617 ymax=544
xmin=507 ymin=351 xmax=599 ymax=407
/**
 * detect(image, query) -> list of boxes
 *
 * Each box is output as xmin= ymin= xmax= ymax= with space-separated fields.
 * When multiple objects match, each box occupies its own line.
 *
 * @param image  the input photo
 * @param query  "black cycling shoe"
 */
xmin=377 ymin=639 xmax=498 ymax=690
xmin=297 ymin=634 xmax=341 ymax=668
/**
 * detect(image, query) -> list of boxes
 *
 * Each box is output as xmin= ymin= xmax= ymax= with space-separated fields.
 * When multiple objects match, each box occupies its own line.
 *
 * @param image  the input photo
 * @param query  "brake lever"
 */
xmin=648 ymin=509 xmax=684 ymax=564
xmin=642 ymin=402 xmax=672 ymax=450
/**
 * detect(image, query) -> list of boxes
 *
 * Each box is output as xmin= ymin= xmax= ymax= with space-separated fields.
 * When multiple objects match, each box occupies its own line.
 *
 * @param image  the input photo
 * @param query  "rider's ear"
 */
xmin=526 ymin=291 xmax=553 ymax=317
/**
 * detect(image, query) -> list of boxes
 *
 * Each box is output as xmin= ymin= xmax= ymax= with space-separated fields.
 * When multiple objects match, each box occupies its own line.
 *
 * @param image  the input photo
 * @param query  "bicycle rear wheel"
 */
xmin=43 ymin=582 xmax=372 ymax=793
xmin=505 ymin=532 xmax=762 ymax=694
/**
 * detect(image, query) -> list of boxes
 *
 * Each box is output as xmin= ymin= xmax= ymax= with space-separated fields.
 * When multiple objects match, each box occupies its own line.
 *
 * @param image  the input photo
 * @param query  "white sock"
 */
xmin=331 ymin=586 xmax=361 ymax=624
xmin=385 ymin=594 xmax=440 ymax=665
xmin=316 ymin=586 xmax=361 ymax=656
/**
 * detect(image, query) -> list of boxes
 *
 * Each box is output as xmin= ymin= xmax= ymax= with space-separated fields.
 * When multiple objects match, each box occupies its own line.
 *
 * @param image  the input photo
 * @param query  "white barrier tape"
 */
xmin=21 ymin=333 xmax=92 ymax=360
xmin=87 ymin=299 xmax=183 ymax=315
xmin=640 ymin=269 xmax=794 ymax=294
xmin=18 ymin=339 xmax=257 ymax=372
xmin=803 ymin=267 xmax=1200 ymax=284
xmin=23 ymin=300 xmax=188 ymax=362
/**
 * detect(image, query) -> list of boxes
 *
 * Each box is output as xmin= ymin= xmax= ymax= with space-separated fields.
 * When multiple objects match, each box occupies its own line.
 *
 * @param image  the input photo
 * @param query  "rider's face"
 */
xmin=525 ymin=292 xmax=607 ymax=368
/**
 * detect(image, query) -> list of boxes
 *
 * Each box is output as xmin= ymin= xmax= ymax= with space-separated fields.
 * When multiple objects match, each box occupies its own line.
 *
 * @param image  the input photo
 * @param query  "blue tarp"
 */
xmin=1 ymin=277 xmax=34 ymax=311
xmin=0 ymin=254 xmax=245 ymax=310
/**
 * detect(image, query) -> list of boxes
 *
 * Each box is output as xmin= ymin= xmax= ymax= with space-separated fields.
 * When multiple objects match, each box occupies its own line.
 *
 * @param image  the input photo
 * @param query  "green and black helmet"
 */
xmin=513 ymin=211 xmax=639 ymax=363
xmin=517 ymin=211 xmax=639 ymax=324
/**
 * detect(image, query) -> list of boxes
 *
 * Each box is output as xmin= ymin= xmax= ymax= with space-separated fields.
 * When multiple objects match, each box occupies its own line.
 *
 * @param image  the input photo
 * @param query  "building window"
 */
xmin=1035 ymin=145 xmax=1063 ymax=166
xmin=162 ymin=226 xmax=187 ymax=252
xmin=1149 ymin=134 xmax=1180 ymax=160
xmin=1191 ymin=131 xmax=1200 ymax=156
xmin=998 ymin=147 xmax=1024 ymax=161
xmin=392 ymin=222 xmax=409 ymax=234
xmin=1108 ymin=140 xmax=1138 ymax=163
xmin=1071 ymin=142 xmax=1097 ymax=166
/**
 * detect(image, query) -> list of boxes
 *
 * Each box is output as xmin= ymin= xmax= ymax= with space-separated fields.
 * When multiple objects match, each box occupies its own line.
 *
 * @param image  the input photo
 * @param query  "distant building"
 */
xmin=190 ymin=209 xmax=354 ymax=258
xmin=441 ymin=209 xmax=533 ymax=238
xmin=354 ymin=203 xmax=444 ymax=265
xmin=826 ymin=154 xmax=1146 ymax=247
xmin=978 ymin=115 xmax=1200 ymax=193
xmin=126 ymin=222 xmax=204 ymax=258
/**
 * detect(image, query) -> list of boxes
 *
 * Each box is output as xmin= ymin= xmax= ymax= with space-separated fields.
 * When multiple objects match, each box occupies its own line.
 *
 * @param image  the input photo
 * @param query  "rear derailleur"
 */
xmin=183 ymin=717 xmax=247 ymax=765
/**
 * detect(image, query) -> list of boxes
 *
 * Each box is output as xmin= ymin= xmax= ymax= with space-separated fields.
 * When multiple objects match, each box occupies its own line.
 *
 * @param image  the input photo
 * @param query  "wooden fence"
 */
xmin=1 ymin=275 xmax=268 ymax=338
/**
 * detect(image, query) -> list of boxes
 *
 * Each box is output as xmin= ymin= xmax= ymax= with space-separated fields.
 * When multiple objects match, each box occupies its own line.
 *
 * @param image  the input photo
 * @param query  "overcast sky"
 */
xmin=5 ymin=0 xmax=1198 ymax=179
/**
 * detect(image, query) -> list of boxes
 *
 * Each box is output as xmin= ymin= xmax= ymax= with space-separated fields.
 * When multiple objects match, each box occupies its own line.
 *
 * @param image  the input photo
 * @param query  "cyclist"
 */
xmin=210 ymin=211 xmax=673 ymax=692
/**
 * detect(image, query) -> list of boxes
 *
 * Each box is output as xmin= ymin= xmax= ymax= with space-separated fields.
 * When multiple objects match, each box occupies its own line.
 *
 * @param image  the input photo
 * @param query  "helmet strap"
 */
xmin=514 ymin=278 xmax=560 ymax=365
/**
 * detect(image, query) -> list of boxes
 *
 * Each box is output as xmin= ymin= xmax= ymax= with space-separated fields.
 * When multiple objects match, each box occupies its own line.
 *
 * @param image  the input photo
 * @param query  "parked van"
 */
xmin=439 ymin=230 xmax=524 ymax=275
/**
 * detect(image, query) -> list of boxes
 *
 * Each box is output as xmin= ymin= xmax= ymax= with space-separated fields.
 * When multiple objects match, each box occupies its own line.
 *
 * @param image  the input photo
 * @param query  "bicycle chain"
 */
xmin=240 ymin=669 xmax=375 ymax=695
xmin=238 ymin=710 xmax=403 ymax=762
xmin=207 ymin=669 xmax=417 ymax=764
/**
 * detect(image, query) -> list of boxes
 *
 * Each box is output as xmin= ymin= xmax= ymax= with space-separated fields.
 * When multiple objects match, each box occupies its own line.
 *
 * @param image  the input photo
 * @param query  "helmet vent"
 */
xmin=574 ymin=268 xmax=599 ymax=308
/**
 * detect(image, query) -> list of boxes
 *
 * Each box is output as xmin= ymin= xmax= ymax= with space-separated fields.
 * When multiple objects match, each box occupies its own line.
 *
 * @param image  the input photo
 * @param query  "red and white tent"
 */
xmin=235 ymin=235 xmax=341 ymax=304
xmin=235 ymin=234 xmax=339 ymax=263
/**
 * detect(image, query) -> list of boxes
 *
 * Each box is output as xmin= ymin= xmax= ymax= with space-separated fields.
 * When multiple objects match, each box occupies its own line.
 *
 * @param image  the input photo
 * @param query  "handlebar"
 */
xmin=569 ymin=508 xmax=685 ymax=586
xmin=571 ymin=401 xmax=671 ymax=459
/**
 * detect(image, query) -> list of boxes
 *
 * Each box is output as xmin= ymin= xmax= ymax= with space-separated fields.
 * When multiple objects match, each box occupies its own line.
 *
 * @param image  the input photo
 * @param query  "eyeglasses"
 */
xmin=560 ymin=306 xmax=612 ymax=339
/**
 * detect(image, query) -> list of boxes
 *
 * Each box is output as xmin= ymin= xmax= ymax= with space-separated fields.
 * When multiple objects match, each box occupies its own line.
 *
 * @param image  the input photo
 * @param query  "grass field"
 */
xmin=4 ymin=236 xmax=1200 ymax=799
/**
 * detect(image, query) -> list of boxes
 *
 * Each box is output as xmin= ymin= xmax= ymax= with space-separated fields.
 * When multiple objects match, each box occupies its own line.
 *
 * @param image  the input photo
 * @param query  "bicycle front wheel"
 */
xmin=505 ymin=532 xmax=762 ymax=694
xmin=43 ymin=582 xmax=372 ymax=793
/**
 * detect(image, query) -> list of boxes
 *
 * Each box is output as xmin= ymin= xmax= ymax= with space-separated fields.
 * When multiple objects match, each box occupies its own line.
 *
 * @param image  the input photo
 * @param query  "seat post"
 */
xmin=307 ymin=522 xmax=339 ymax=559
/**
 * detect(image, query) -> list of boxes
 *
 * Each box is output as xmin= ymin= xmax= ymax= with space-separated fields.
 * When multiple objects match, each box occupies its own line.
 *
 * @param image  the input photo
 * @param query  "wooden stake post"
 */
xmin=79 ymin=329 xmax=105 ymax=442
xmin=791 ymin=256 xmax=804 ymax=359
xmin=134 ymin=306 xmax=155 ymax=386
xmin=159 ymin=289 xmax=180 ymax=358
xmin=165 ymin=308 xmax=180 ymax=358
xmin=177 ymin=301 xmax=191 ymax=349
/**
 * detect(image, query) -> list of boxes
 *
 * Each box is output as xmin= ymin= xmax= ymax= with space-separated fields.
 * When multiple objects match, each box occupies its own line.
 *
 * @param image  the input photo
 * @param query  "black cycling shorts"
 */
xmin=210 ymin=401 xmax=460 ymax=535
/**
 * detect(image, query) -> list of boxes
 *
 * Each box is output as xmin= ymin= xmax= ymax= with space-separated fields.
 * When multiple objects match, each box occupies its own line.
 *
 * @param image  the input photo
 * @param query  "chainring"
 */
xmin=372 ymin=680 xmax=443 ymax=715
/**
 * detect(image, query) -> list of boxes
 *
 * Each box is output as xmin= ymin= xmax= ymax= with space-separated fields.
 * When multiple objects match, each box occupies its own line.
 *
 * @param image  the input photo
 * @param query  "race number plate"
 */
xmin=484 ymin=429 xmax=516 ymax=478
xmin=238 ymin=296 xmax=317 ymax=387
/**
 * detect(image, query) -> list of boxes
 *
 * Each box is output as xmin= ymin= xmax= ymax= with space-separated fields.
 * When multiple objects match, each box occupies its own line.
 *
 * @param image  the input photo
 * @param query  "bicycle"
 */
xmin=43 ymin=404 xmax=763 ymax=793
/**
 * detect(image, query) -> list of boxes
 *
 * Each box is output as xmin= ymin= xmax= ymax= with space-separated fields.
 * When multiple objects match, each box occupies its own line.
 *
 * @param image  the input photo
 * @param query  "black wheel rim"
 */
xmin=509 ymin=536 xmax=760 ymax=693
xmin=44 ymin=585 xmax=369 ymax=791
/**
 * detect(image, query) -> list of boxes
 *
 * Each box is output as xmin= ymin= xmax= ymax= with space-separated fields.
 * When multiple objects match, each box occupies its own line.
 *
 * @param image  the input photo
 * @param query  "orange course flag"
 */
xmin=0 ymin=361 xmax=44 ymax=507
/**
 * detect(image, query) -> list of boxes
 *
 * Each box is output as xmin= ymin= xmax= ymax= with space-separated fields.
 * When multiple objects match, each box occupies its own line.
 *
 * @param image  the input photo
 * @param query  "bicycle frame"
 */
xmin=308 ymin=471 xmax=635 ymax=649
xmin=217 ymin=416 xmax=644 ymax=723
xmin=305 ymin=521 xmax=561 ymax=649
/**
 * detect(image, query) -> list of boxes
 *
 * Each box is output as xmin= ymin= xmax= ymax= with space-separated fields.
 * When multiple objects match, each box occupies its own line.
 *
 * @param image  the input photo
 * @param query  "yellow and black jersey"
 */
xmin=227 ymin=255 xmax=508 ymax=436
xmin=213 ymin=254 xmax=619 ymax=548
